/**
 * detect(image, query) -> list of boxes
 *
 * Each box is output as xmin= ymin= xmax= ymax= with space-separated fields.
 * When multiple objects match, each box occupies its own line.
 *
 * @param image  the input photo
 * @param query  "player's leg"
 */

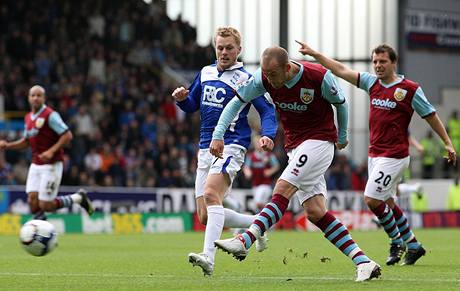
xmin=364 ymin=157 xmax=409 ymax=265
xmin=26 ymin=164 xmax=47 ymax=220
xmin=301 ymin=192 xmax=380 ymax=281
xmin=190 ymin=146 xmax=260 ymax=275
xmin=214 ymin=179 xmax=294 ymax=260
xmin=194 ymin=159 xmax=210 ymax=225
xmin=386 ymin=198 xmax=425 ymax=265
xmin=38 ymin=162 xmax=93 ymax=214
xmin=302 ymin=191 xmax=372 ymax=266
xmin=193 ymin=147 xmax=258 ymax=229
xmin=215 ymin=140 xmax=331 ymax=259
xmin=188 ymin=154 xmax=215 ymax=275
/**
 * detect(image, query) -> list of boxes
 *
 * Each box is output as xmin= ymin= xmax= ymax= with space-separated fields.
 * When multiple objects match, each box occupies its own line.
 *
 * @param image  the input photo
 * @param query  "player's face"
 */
xmin=261 ymin=61 xmax=288 ymax=89
xmin=372 ymin=52 xmax=396 ymax=82
xmin=28 ymin=87 xmax=45 ymax=112
xmin=215 ymin=36 xmax=241 ymax=71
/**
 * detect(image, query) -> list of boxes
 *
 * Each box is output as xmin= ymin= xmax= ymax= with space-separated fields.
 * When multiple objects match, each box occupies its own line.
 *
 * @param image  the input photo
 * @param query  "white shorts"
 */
xmin=279 ymin=140 xmax=334 ymax=206
xmin=26 ymin=162 xmax=63 ymax=201
xmin=253 ymin=184 xmax=273 ymax=205
xmin=195 ymin=145 xmax=246 ymax=198
xmin=364 ymin=156 xmax=410 ymax=201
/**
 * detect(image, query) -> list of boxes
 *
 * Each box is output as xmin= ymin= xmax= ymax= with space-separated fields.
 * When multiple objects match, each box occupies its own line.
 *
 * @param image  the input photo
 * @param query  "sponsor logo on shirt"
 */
xmin=371 ymin=98 xmax=396 ymax=109
xmin=275 ymin=101 xmax=308 ymax=112
xmin=394 ymin=88 xmax=407 ymax=101
xmin=202 ymin=85 xmax=226 ymax=108
xmin=300 ymin=88 xmax=314 ymax=104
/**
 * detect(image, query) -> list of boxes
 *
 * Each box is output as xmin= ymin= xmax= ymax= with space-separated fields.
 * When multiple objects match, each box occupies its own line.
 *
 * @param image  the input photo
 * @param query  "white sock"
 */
xmin=203 ymin=205 xmax=225 ymax=263
xmin=223 ymin=208 xmax=256 ymax=228
xmin=70 ymin=193 xmax=82 ymax=204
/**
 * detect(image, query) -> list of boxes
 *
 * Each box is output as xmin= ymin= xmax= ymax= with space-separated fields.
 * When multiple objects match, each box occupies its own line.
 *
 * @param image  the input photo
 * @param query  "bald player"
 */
xmin=0 ymin=85 xmax=93 ymax=220
xmin=211 ymin=47 xmax=381 ymax=282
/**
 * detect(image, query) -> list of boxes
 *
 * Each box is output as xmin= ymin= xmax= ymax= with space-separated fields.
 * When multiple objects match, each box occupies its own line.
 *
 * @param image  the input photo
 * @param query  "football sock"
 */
xmin=55 ymin=195 xmax=74 ymax=208
xmin=372 ymin=202 xmax=403 ymax=245
xmin=241 ymin=194 xmax=289 ymax=249
xmin=315 ymin=211 xmax=370 ymax=265
xmin=392 ymin=204 xmax=421 ymax=250
xmin=203 ymin=205 xmax=224 ymax=263
xmin=223 ymin=208 xmax=256 ymax=228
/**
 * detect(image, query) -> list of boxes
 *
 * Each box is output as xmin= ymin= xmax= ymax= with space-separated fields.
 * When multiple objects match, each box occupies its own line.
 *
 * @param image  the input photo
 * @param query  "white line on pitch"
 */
xmin=0 ymin=272 xmax=459 ymax=283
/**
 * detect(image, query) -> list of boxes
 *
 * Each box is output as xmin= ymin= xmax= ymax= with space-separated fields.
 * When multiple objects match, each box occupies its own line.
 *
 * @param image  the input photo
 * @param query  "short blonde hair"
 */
xmin=214 ymin=27 xmax=241 ymax=47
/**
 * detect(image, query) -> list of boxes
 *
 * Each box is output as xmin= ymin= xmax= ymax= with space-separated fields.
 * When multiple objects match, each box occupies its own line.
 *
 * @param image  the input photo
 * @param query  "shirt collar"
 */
xmin=379 ymin=74 xmax=404 ymax=88
xmin=284 ymin=61 xmax=303 ymax=89
xmin=215 ymin=61 xmax=244 ymax=72
xmin=31 ymin=105 xmax=47 ymax=120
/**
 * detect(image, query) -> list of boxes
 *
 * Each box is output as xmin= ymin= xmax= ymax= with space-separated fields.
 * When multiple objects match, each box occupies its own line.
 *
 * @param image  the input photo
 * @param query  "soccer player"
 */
xmin=0 ymin=85 xmax=93 ymax=221
xmin=210 ymin=46 xmax=381 ymax=282
xmin=296 ymin=40 xmax=456 ymax=265
xmin=243 ymin=134 xmax=280 ymax=212
xmin=172 ymin=27 xmax=277 ymax=276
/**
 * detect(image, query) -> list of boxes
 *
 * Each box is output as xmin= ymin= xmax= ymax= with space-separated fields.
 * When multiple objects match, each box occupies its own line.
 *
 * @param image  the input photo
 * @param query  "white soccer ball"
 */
xmin=19 ymin=220 xmax=58 ymax=256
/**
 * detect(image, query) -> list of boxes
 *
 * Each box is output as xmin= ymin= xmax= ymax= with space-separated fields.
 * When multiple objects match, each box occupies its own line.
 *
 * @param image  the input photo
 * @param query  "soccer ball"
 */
xmin=19 ymin=220 xmax=58 ymax=256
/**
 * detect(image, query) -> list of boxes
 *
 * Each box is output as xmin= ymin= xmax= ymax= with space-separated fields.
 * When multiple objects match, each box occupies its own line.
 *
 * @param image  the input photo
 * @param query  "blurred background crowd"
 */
xmin=0 ymin=0 xmax=458 ymax=190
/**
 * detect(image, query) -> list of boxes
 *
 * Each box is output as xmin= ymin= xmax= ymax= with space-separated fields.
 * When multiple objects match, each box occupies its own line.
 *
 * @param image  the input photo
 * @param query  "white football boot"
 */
xmin=214 ymin=235 xmax=248 ymax=261
xmin=188 ymin=252 xmax=214 ymax=276
xmin=355 ymin=260 xmax=381 ymax=282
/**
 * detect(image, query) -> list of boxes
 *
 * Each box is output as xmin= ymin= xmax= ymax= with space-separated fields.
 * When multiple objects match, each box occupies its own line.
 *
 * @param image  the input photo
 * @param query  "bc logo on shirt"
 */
xmin=202 ymin=85 xmax=226 ymax=108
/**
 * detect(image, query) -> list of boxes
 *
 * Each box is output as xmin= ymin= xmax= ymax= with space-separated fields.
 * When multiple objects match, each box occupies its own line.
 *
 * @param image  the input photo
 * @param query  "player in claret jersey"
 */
xmin=211 ymin=46 xmax=380 ymax=282
xmin=297 ymin=41 xmax=456 ymax=266
xmin=243 ymin=134 xmax=280 ymax=213
xmin=0 ymin=85 xmax=93 ymax=220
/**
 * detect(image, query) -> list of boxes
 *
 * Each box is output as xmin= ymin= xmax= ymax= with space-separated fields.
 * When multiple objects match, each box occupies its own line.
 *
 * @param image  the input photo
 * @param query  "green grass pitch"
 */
xmin=1 ymin=229 xmax=459 ymax=290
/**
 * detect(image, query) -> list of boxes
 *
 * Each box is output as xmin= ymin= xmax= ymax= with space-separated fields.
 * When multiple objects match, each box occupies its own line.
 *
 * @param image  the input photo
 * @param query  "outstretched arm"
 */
xmin=0 ymin=138 xmax=29 ymax=151
xmin=296 ymin=40 xmax=359 ymax=86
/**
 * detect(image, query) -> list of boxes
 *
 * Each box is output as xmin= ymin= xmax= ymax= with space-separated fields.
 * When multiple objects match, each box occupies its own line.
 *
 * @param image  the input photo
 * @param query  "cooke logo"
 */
xmin=202 ymin=85 xmax=226 ymax=108
xmin=371 ymin=98 xmax=396 ymax=109
xmin=275 ymin=101 xmax=308 ymax=112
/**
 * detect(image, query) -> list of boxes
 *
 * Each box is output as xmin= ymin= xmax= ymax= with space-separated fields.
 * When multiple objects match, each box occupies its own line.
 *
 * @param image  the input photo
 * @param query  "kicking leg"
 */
xmin=214 ymin=179 xmax=295 ymax=260
xmin=305 ymin=195 xmax=380 ymax=282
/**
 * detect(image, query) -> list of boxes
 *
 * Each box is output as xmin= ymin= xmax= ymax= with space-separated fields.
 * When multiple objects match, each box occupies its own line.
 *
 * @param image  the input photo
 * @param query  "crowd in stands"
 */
xmin=0 ymin=0 xmax=214 ymax=188
xmin=0 ymin=0 xmax=458 ymax=190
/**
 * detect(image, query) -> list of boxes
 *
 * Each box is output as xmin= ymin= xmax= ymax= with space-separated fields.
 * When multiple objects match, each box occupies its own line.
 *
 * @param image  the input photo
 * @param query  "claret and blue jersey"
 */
xmin=358 ymin=72 xmax=436 ymax=158
xmin=176 ymin=62 xmax=277 ymax=149
xmin=213 ymin=61 xmax=349 ymax=150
